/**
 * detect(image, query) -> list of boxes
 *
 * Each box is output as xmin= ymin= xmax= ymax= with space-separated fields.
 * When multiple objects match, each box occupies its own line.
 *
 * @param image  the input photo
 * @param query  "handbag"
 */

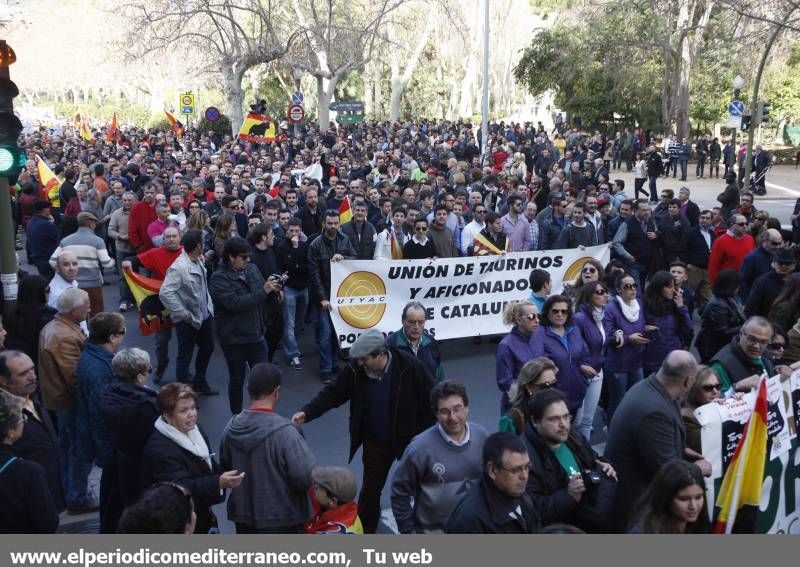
xmin=574 ymin=468 xmax=617 ymax=533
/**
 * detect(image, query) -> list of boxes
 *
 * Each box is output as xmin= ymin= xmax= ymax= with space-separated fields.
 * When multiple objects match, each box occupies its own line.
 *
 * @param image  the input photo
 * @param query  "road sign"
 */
xmin=204 ymin=106 xmax=220 ymax=123
xmin=329 ymin=100 xmax=364 ymax=113
xmin=726 ymin=115 xmax=742 ymax=129
xmin=292 ymin=91 xmax=304 ymax=105
xmin=728 ymin=100 xmax=744 ymax=117
xmin=287 ymin=104 xmax=305 ymax=124
xmin=336 ymin=114 xmax=364 ymax=125
xmin=180 ymin=93 xmax=195 ymax=115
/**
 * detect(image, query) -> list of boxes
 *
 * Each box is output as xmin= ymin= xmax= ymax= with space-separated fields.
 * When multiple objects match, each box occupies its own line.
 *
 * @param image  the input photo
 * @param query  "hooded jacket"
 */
xmin=219 ymin=408 xmax=315 ymax=529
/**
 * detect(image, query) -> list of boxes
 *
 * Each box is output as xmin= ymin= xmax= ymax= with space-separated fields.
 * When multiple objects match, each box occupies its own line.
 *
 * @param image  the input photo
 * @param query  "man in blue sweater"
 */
xmin=26 ymin=200 xmax=60 ymax=279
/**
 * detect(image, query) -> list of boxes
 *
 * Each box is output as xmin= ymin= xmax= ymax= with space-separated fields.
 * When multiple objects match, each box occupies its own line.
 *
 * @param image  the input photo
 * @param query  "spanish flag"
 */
xmin=80 ymin=116 xmax=93 ymax=141
xmin=123 ymin=267 xmax=174 ymax=336
xmin=238 ymin=113 xmax=277 ymax=143
xmin=472 ymin=232 xmax=507 ymax=256
xmin=712 ymin=377 xmax=768 ymax=534
xmin=390 ymin=230 xmax=404 ymax=260
xmin=164 ymin=110 xmax=185 ymax=138
xmin=35 ymin=155 xmax=60 ymax=202
xmin=106 ymin=112 xmax=120 ymax=143
xmin=339 ymin=195 xmax=353 ymax=225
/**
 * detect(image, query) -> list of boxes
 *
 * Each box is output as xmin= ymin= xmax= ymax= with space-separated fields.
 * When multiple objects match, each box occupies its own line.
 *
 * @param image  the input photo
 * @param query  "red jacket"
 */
xmin=708 ymin=232 xmax=756 ymax=284
xmin=137 ymin=246 xmax=182 ymax=280
xmin=129 ymin=201 xmax=157 ymax=252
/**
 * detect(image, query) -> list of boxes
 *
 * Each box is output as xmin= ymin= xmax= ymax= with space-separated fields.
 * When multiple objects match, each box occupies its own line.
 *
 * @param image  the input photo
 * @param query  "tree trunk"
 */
xmin=373 ymin=61 xmax=382 ymax=118
xmin=363 ymin=60 xmax=374 ymax=116
xmin=222 ymin=66 xmax=246 ymax=137
xmin=317 ymin=75 xmax=339 ymax=130
xmin=388 ymin=17 xmax=433 ymax=122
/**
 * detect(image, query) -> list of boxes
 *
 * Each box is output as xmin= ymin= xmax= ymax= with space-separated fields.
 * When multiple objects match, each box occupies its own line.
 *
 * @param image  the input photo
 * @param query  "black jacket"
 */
xmin=340 ymin=220 xmax=377 ymax=260
xmin=682 ymin=200 xmax=700 ymax=227
xmin=446 ymin=475 xmax=541 ymax=534
xmin=13 ymin=397 xmax=64 ymax=511
xmin=209 ymin=262 xmax=270 ymax=345
xmin=100 ymin=382 xmax=159 ymax=508
xmin=745 ymin=271 xmax=786 ymax=318
xmin=680 ymin=226 xmax=714 ymax=268
xmin=711 ymin=340 xmax=775 ymax=388
xmin=522 ymin=424 xmax=599 ymax=526
xmin=307 ymin=231 xmax=356 ymax=303
xmin=695 ymin=296 xmax=746 ymax=363
xmin=275 ymin=239 xmax=310 ymax=291
xmin=0 ymin=446 xmax=59 ymax=533
xmin=657 ymin=214 xmax=690 ymax=264
xmin=140 ymin=428 xmax=224 ymax=534
xmin=717 ymin=183 xmax=740 ymax=219
xmin=300 ymin=346 xmax=435 ymax=461
xmin=297 ymin=206 xmax=324 ymax=240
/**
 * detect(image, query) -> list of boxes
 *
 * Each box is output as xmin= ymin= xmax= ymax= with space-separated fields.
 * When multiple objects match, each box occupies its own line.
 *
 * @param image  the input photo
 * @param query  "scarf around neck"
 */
xmin=154 ymin=416 xmax=211 ymax=468
xmin=616 ymin=295 xmax=640 ymax=323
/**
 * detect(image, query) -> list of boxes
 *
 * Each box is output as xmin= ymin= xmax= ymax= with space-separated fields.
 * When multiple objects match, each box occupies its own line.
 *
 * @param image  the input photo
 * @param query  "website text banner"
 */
xmin=696 ymin=372 xmax=800 ymax=533
xmin=330 ymin=245 xmax=611 ymax=346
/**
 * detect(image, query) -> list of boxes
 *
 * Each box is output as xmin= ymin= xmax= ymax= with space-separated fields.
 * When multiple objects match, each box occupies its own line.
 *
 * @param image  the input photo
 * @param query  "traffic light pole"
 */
xmin=0 ymin=175 xmax=17 ymax=322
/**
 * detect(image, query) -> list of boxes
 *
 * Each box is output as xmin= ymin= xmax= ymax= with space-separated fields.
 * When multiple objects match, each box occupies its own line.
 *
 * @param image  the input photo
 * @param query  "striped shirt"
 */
xmin=48 ymin=227 xmax=114 ymax=288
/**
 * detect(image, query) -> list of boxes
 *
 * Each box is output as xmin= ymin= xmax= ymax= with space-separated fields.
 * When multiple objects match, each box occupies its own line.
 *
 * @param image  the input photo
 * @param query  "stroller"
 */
xmin=750 ymin=160 xmax=773 ymax=195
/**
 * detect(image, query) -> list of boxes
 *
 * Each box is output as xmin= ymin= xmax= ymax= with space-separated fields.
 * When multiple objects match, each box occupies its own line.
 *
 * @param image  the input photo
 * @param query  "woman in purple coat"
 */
xmin=602 ymin=273 xmax=651 ymax=423
xmin=495 ymin=300 xmax=540 ymax=413
xmin=531 ymin=295 xmax=591 ymax=416
xmin=572 ymin=281 xmax=610 ymax=441
xmin=642 ymin=271 xmax=693 ymax=376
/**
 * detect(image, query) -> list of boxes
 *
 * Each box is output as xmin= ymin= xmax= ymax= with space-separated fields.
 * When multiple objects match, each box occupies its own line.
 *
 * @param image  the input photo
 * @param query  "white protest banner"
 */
xmin=329 ymin=244 xmax=611 ymax=346
xmin=697 ymin=372 xmax=800 ymax=533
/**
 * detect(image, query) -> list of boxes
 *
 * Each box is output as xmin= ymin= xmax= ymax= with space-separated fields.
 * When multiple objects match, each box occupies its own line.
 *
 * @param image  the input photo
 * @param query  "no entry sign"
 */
xmin=287 ymin=104 xmax=305 ymax=123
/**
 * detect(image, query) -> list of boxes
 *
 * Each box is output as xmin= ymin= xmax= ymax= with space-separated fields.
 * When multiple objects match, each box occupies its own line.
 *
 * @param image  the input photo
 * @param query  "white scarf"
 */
xmin=616 ymin=295 xmax=640 ymax=323
xmin=154 ymin=416 xmax=211 ymax=468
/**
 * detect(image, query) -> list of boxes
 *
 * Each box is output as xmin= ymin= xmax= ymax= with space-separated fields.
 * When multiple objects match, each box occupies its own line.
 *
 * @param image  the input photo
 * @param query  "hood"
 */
xmin=224 ymin=409 xmax=294 ymax=452
xmin=100 ymin=382 xmax=157 ymax=432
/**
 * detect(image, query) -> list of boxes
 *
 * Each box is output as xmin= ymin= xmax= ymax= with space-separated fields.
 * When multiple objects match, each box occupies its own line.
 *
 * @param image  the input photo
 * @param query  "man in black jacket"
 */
xmin=292 ymin=330 xmax=434 ymax=534
xmin=209 ymin=237 xmax=282 ymax=414
xmin=522 ymin=389 xmax=616 ymax=531
xmin=680 ymin=209 xmax=715 ymax=308
xmin=276 ymin=218 xmax=311 ymax=370
xmin=446 ymin=432 xmax=541 ymax=534
xmin=296 ymin=187 xmax=324 ymax=239
xmin=340 ymin=200 xmax=377 ymax=259
xmin=745 ymin=249 xmax=796 ymax=318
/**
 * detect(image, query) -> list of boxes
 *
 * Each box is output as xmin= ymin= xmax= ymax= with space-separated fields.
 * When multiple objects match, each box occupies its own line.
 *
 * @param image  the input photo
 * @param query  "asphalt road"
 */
xmin=41 ymin=165 xmax=798 ymax=533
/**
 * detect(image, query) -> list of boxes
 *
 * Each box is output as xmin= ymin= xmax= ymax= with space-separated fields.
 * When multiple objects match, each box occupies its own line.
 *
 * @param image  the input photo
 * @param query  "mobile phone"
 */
xmin=644 ymin=328 xmax=659 ymax=340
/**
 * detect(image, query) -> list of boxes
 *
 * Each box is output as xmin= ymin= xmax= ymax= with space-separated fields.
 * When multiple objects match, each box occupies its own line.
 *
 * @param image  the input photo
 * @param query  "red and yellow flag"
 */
xmin=339 ymin=195 xmax=353 ymax=225
xmin=238 ymin=113 xmax=276 ymax=143
xmin=106 ymin=112 xmax=120 ymax=142
xmin=164 ymin=110 xmax=185 ymax=138
xmin=80 ymin=116 xmax=93 ymax=141
xmin=712 ymin=377 xmax=769 ymax=534
xmin=123 ymin=267 xmax=174 ymax=336
xmin=35 ymin=154 xmax=60 ymax=202
xmin=472 ymin=232 xmax=507 ymax=256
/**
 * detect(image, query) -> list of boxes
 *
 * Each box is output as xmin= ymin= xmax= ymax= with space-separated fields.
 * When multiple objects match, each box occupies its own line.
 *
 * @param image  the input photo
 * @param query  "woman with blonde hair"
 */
xmin=498 ymin=357 xmax=558 ymax=435
xmin=496 ymin=301 xmax=540 ymax=413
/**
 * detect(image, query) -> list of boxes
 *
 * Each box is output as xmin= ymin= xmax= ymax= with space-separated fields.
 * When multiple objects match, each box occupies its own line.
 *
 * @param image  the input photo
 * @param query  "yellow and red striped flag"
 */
xmin=106 ymin=112 xmax=120 ymax=142
xmin=339 ymin=195 xmax=353 ymax=225
xmin=712 ymin=377 xmax=769 ymax=534
xmin=390 ymin=229 xmax=404 ymax=259
xmin=123 ymin=267 xmax=174 ymax=336
xmin=80 ymin=116 xmax=92 ymax=141
xmin=35 ymin=154 xmax=60 ymax=202
xmin=472 ymin=232 xmax=508 ymax=256
xmin=164 ymin=110 xmax=185 ymax=137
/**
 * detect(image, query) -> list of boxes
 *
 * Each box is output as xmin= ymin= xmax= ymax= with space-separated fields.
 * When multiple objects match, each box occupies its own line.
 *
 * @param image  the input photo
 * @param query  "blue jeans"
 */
xmin=282 ymin=286 xmax=308 ymax=359
xmin=315 ymin=306 xmax=336 ymax=373
xmin=221 ymin=340 xmax=267 ymax=414
xmin=647 ymin=176 xmax=659 ymax=201
xmin=56 ymin=407 xmax=94 ymax=508
xmin=116 ymin=248 xmax=134 ymax=304
xmin=574 ymin=372 xmax=603 ymax=441
xmin=679 ymin=159 xmax=688 ymax=180
xmin=175 ymin=317 xmax=215 ymax=385
xmin=607 ymin=368 xmax=644 ymax=426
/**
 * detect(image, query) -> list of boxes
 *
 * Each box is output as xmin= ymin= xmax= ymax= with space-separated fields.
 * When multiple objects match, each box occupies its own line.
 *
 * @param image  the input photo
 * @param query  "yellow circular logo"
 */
xmin=182 ymin=95 xmax=193 ymax=106
xmin=336 ymin=271 xmax=388 ymax=329
xmin=562 ymin=256 xmax=596 ymax=284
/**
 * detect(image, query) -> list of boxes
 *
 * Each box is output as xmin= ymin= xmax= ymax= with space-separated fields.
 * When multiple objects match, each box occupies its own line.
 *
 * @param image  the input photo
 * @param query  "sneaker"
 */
xmin=194 ymin=382 xmax=220 ymax=396
xmin=119 ymin=302 xmax=128 ymax=312
xmin=289 ymin=357 xmax=303 ymax=370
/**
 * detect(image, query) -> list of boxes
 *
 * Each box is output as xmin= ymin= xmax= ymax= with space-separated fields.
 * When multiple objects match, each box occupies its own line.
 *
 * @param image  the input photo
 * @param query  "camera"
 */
xmin=581 ymin=469 xmax=602 ymax=486
xmin=269 ymin=273 xmax=288 ymax=288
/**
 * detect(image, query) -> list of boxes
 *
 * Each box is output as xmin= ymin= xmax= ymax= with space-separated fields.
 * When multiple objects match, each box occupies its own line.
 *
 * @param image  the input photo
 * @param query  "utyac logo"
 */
xmin=562 ymin=256 xmax=595 ymax=284
xmin=336 ymin=271 xmax=388 ymax=329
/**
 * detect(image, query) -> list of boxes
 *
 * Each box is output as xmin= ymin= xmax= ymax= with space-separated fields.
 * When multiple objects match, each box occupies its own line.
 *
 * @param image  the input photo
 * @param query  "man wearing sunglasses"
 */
xmin=709 ymin=316 xmax=783 ymax=394
xmin=707 ymin=214 xmax=756 ymax=286
xmin=739 ymin=228 xmax=783 ymax=302
xmin=744 ymin=248 xmax=796 ymax=318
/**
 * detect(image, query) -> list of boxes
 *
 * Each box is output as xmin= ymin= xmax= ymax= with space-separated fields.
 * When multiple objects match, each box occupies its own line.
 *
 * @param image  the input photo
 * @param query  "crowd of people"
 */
xmin=0 ymin=116 xmax=795 ymax=535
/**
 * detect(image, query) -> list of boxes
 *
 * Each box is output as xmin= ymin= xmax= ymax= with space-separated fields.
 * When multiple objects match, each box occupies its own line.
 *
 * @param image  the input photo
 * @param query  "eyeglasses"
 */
xmin=498 ymin=462 xmax=532 ymax=476
xmin=701 ymin=383 xmax=722 ymax=392
xmin=115 ymin=328 xmax=126 ymax=335
xmin=415 ymin=226 xmax=428 ymax=232
xmin=732 ymin=222 xmax=746 ymax=226
xmin=582 ymin=266 xmax=597 ymax=274
xmin=550 ymin=308 xmax=569 ymax=315
xmin=742 ymin=334 xmax=769 ymax=347
xmin=534 ymin=381 xmax=557 ymax=390
xmin=436 ymin=404 xmax=466 ymax=418
xmin=475 ymin=209 xmax=486 ymax=214
xmin=768 ymin=342 xmax=786 ymax=351
xmin=237 ymin=254 xmax=251 ymax=260
xmin=622 ymin=283 xmax=638 ymax=290
xmin=405 ymin=319 xmax=426 ymax=327
xmin=522 ymin=313 xmax=539 ymax=321
xmin=593 ymin=288 xmax=609 ymax=296
xmin=768 ymin=240 xmax=782 ymax=246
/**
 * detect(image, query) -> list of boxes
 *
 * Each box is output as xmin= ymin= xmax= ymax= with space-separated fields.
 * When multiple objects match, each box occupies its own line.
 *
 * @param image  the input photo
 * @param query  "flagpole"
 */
xmin=724 ymin=376 xmax=764 ymax=534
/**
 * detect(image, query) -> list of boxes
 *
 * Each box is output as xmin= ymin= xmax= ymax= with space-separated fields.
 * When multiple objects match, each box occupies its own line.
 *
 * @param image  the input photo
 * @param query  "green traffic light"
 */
xmin=0 ymin=145 xmax=25 ymax=175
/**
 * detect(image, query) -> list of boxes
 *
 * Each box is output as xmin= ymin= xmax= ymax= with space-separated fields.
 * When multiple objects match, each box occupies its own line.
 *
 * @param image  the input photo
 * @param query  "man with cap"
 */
xmin=292 ymin=329 xmax=435 ymax=534
xmin=26 ymin=200 xmax=60 ymax=279
xmin=745 ymin=248 xmax=797 ymax=318
xmin=49 ymin=212 xmax=115 ymax=315
xmin=305 ymin=466 xmax=363 ymax=534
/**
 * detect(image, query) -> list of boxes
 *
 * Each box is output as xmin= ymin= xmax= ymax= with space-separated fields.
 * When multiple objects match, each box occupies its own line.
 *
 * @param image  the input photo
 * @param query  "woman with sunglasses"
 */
xmin=496 ymin=301 xmax=540 ymax=413
xmin=561 ymin=259 xmax=604 ymax=303
xmin=498 ymin=357 xmax=558 ymax=435
xmin=603 ymin=273 xmax=649 ymax=422
xmin=765 ymin=324 xmax=790 ymax=366
xmin=531 ymin=296 xmax=591 ymax=417
xmin=642 ymin=271 xmax=693 ymax=376
xmin=695 ymin=270 xmax=745 ymax=363
xmin=572 ymin=281 xmax=610 ymax=441
xmin=680 ymin=366 xmax=724 ymax=453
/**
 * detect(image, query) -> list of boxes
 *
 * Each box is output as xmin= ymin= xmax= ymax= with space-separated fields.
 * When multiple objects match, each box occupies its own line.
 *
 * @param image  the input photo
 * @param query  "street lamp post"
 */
xmin=731 ymin=75 xmax=744 ymax=180
xmin=291 ymin=66 xmax=303 ymax=139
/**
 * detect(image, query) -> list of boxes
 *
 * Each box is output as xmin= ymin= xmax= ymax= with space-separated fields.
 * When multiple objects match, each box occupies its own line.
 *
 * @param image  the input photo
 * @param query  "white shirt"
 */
xmin=461 ymin=219 xmax=486 ymax=255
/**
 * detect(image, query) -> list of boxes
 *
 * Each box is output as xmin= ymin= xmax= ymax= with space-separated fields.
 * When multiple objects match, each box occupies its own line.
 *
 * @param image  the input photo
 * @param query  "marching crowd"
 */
xmin=0 ymin=117 xmax=795 ymax=535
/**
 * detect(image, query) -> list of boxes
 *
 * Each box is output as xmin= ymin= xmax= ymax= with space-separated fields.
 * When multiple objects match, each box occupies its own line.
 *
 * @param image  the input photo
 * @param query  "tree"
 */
xmin=386 ymin=7 xmax=434 ymax=121
xmin=124 ymin=0 xmax=297 ymax=136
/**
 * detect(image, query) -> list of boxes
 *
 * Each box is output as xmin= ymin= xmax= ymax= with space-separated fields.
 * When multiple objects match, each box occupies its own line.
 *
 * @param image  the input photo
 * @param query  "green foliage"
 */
xmin=197 ymin=113 xmax=233 ymax=137
xmin=147 ymin=117 xmax=172 ymax=130
xmin=248 ymin=74 xmax=293 ymax=123
xmin=767 ymin=43 xmax=800 ymax=124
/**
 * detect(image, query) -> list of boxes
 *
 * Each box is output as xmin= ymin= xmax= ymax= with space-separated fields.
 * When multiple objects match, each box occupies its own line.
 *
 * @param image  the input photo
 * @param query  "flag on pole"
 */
xmin=712 ymin=377 xmax=769 ymax=534
xmin=80 ymin=116 xmax=92 ymax=141
xmin=123 ymin=267 xmax=173 ymax=336
xmin=164 ymin=110 xmax=185 ymax=138
xmin=390 ymin=230 xmax=404 ymax=260
xmin=35 ymin=154 xmax=60 ymax=202
xmin=339 ymin=195 xmax=353 ymax=225
xmin=106 ymin=112 xmax=120 ymax=142
xmin=472 ymin=233 xmax=508 ymax=256
xmin=238 ymin=113 xmax=276 ymax=142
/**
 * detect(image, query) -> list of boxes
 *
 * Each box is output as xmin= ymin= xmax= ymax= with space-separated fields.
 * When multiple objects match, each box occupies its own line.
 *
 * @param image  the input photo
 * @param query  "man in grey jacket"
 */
xmin=220 ymin=363 xmax=315 ymax=533
xmin=159 ymin=229 xmax=218 ymax=395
